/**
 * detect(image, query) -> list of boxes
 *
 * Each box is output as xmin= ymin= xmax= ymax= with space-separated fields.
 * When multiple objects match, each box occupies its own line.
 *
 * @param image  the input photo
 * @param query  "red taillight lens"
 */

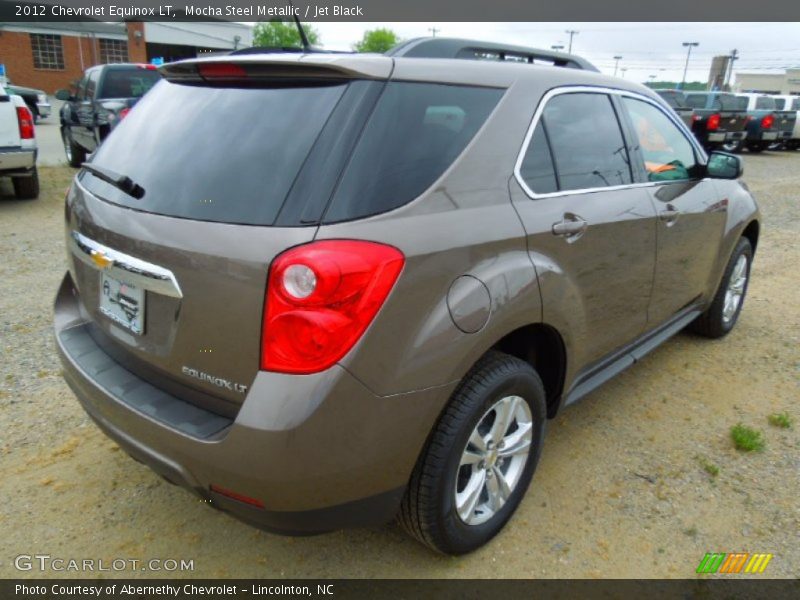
xmin=707 ymin=113 xmax=721 ymax=131
xmin=16 ymin=106 xmax=34 ymax=139
xmin=761 ymin=114 xmax=774 ymax=129
xmin=692 ymin=114 xmax=701 ymax=122
xmin=198 ymin=62 xmax=247 ymax=80
xmin=118 ymin=107 xmax=131 ymax=120
xmin=262 ymin=240 xmax=405 ymax=374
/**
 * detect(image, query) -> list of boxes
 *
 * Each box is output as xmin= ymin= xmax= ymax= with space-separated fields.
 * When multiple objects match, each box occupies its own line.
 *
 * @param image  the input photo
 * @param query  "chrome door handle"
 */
xmin=552 ymin=214 xmax=588 ymax=237
xmin=659 ymin=204 xmax=681 ymax=225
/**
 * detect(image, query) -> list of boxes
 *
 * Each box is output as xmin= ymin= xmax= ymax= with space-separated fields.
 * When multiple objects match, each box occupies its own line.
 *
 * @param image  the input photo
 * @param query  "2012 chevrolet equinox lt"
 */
xmin=55 ymin=38 xmax=760 ymax=554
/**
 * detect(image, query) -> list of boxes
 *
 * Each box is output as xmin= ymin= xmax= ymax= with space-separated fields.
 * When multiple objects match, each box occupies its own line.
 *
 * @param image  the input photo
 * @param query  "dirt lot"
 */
xmin=1 ymin=156 xmax=798 ymax=579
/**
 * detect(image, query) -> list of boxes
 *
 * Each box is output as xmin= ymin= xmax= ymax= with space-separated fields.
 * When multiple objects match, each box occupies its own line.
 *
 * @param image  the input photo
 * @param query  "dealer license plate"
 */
xmin=99 ymin=272 xmax=145 ymax=334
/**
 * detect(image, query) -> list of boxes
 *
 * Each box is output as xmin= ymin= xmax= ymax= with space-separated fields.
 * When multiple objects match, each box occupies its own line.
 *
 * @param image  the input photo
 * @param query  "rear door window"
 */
xmin=322 ymin=82 xmax=503 ymax=222
xmin=540 ymin=92 xmax=632 ymax=191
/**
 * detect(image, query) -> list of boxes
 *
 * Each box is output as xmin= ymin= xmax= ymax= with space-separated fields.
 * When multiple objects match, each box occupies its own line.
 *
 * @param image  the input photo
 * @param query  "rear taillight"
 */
xmin=692 ymin=114 xmax=701 ymax=122
xmin=261 ymin=240 xmax=405 ymax=374
xmin=16 ymin=106 xmax=34 ymax=139
xmin=761 ymin=114 xmax=774 ymax=129
xmin=707 ymin=113 xmax=721 ymax=131
xmin=118 ymin=107 xmax=131 ymax=120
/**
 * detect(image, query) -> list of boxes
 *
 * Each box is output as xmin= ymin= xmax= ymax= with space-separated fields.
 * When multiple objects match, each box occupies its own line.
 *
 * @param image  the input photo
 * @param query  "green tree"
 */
xmin=252 ymin=20 xmax=320 ymax=49
xmin=353 ymin=28 xmax=400 ymax=54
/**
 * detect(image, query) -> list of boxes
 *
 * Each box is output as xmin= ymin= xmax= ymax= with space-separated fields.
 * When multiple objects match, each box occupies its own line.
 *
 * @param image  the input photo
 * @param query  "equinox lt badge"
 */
xmin=182 ymin=366 xmax=248 ymax=394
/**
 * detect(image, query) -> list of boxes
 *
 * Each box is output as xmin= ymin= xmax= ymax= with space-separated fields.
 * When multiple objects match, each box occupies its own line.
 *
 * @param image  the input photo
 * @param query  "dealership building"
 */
xmin=0 ymin=21 xmax=253 ymax=92
xmin=734 ymin=69 xmax=800 ymax=95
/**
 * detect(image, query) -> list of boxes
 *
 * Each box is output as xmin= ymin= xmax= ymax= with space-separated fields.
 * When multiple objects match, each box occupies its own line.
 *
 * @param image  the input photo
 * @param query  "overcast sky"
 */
xmin=309 ymin=22 xmax=800 ymax=84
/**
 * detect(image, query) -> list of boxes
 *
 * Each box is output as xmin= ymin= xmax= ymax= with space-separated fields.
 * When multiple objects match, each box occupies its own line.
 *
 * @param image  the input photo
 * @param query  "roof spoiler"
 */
xmin=387 ymin=37 xmax=599 ymax=72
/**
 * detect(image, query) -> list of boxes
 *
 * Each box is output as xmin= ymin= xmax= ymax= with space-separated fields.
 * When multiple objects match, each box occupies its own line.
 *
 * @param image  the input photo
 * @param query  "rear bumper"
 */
xmin=707 ymin=131 xmax=745 ymax=143
xmin=54 ymin=272 xmax=451 ymax=534
xmin=36 ymin=102 xmax=51 ymax=118
xmin=0 ymin=148 xmax=35 ymax=171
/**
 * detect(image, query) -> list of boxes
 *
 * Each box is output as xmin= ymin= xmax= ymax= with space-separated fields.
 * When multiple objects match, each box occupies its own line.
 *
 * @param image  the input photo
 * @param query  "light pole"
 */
xmin=428 ymin=27 xmax=440 ymax=38
xmin=620 ymin=67 xmax=628 ymax=79
xmin=613 ymin=55 xmax=623 ymax=77
xmin=565 ymin=30 xmax=579 ymax=54
xmin=680 ymin=42 xmax=699 ymax=90
xmin=648 ymin=74 xmax=657 ymax=87
xmin=551 ymin=44 xmax=564 ymax=52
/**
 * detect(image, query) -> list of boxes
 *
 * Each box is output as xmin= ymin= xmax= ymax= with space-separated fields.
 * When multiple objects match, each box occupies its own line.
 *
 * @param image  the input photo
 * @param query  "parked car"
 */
xmin=736 ymin=93 xmax=794 ymax=152
xmin=56 ymin=63 xmax=161 ymax=167
xmin=771 ymin=95 xmax=800 ymax=150
xmin=55 ymin=41 xmax=760 ymax=555
xmin=1 ymin=78 xmax=51 ymax=122
xmin=653 ymin=89 xmax=695 ymax=128
xmin=681 ymin=91 xmax=748 ymax=152
xmin=0 ymin=84 xmax=39 ymax=198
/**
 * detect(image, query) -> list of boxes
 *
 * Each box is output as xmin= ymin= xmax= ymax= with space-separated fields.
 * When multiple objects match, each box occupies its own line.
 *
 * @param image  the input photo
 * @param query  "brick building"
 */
xmin=0 ymin=21 xmax=253 ymax=93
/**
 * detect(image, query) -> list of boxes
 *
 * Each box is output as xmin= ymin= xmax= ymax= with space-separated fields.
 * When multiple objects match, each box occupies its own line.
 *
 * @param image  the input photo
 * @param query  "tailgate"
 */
xmin=717 ymin=111 xmax=748 ymax=133
xmin=774 ymin=110 xmax=797 ymax=133
xmin=0 ymin=94 xmax=20 ymax=146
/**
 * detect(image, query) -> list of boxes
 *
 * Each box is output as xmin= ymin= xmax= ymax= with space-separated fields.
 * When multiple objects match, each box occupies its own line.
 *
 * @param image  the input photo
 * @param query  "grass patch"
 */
xmin=767 ymin=412 xmax=793 ymax=429
xmin=696 ymin=455 xmax=720 ymax=477
xmin=730 ymin=424 xmax=765 ymax=452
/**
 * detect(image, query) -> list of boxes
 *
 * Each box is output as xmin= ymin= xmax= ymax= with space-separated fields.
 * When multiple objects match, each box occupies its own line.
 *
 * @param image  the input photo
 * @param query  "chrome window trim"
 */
xmin=513 ymin=85 xmax=708 ymax=200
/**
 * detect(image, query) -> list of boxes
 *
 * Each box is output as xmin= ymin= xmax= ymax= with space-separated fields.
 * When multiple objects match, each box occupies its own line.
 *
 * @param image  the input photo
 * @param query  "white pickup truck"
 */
xmin=0 ymin=84 xmax=38 ymax=199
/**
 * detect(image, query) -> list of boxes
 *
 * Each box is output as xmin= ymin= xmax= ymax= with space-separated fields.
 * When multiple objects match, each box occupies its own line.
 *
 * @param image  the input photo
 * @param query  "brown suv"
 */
xmin=55 ymin=38 xmax=760 ymax=554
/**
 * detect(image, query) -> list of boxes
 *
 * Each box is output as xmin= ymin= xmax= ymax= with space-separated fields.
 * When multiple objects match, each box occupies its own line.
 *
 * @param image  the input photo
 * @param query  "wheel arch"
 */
xmin=741 ymin=219 xmax=760 ymax=254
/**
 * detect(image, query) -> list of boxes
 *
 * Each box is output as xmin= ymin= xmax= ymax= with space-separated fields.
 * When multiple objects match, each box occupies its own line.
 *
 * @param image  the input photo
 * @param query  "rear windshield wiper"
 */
xmin=81 ymin=163 xmax=145 ymax=199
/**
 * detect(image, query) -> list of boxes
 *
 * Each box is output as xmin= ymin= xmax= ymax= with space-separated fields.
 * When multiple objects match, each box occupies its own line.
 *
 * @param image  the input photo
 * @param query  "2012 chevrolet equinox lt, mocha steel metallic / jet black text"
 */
xmin=55 ymin=38 xmax=760 ymax=554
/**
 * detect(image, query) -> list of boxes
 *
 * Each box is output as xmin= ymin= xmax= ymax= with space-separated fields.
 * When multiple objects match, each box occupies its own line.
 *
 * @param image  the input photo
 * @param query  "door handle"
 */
xmin=659 ymin=204 xmax=681 ymax=226
xmin=552 ymin=213 xmax=588 ymax=238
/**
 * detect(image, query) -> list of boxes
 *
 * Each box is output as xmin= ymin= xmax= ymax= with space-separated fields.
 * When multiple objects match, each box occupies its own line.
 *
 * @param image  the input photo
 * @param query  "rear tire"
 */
xmin=720 ymin=140 xmax=743 ymax=153
xmin=62 ymin=127 xmax=86 ymax=168
xmin=747 ymin=142 xmax=767 ymax=153
xmin=13 ymin=168 xmax=40 ymax=199
xmin=689 ymin=237 xmax=752 ymax=338
xmin=399 ymin=351 xmax=547 ymax=554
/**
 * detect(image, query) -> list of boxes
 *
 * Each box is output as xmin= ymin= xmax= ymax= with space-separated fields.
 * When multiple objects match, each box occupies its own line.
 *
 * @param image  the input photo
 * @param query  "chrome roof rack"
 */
xmin=387 ymin=37 xmax=599 ymax=72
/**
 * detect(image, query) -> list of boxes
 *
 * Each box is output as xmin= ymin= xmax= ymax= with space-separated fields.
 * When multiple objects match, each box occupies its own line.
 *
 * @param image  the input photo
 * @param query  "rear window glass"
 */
xmin=98 ymin=68 xmax=161 ymax=99
xmin=793 ymin=98 xmax=800 ymax=111
xmin=322 ymin=82 xmax=503 ymax=223
xmin=657 ymin=91 xmax=686 ymax=109
xmin=684 ymin=94 xmax=710 ymax=109
xmin=719 ymin=94 xmax=747 ymax=111
xmin=82 ymin=79 xmax=347 ymax=225
xmin=755 ymin=96 xmax=776 ymax=110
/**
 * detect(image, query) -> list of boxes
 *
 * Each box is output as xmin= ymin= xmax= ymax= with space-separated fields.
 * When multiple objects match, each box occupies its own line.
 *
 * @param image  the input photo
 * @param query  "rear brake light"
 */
xmin=119 ymin=107 xmax=131 ymax=120
xmin=198 ymin=63 xmax=247 ymax=80
xmin=16 ymin=106 xmax=34 ymax=139
xmin=261 ymin=240 xmax=405 ymax=374
xmin=707 ymin=113 xmax=721 ymax=131
xmin=761 ymin=114 xmax=774 ymax=129
xmin=137 ymin=63 xmax=158 ymax=70
xmin=692 ymin=114 xmax=701 ymax=122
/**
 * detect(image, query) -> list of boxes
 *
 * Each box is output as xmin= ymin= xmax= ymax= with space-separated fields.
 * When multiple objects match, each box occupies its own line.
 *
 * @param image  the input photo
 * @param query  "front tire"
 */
xmin=62 ymin=127 xmax=86 ymax=168
xmin=13 ymin=168 xmax=40 ymax=199
xmin=690 ymin=237 xmax=752 ymax=338
xmin=399 ymin=351 xmax=547 ymax=554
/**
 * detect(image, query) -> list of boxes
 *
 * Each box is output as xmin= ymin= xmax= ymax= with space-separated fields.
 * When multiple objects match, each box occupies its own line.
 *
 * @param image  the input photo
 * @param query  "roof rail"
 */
xmin=387 ymin=37 xmax=599 ymax=72
xmin=229 ymin=46 xmax=352 ymax=56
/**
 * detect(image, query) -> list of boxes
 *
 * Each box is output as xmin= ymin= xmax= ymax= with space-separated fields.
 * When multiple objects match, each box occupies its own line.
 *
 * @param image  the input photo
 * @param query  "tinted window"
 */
xmin=755 ymin=96 xmax=776 ymax=110
xmin=684 ymin=94 xmax=709 ymax=109
xmin=98 ymin=67 xmax=161 ymax=99
xmin=519 ymin=122 xmax=558 ymax=194
xmin=85 ymin=70 xmax=100 ymax=99
xmin=82 ymin=80 xmax=347 ymax=225
xmin=323 ymin=82 xmax=502 ymax=222
xmin=542 ymin=93 xmax=632 ymax=191
xmin=793 ymin=98 xmax=800 ymax=111
xmin=719 ymin=94 xmax=747 ymax=111
xmin=774 ymin=98 xmax=786 ymax=110
xmin=657 ymin=91 xmax=686 ymax=109
xmin=622 ymin=97 xmax=697 ymax=182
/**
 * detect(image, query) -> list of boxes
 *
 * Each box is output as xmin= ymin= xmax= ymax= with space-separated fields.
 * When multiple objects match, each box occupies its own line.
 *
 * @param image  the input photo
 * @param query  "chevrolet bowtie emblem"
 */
xmin=91 ymin=249 xmax=113 ymax=270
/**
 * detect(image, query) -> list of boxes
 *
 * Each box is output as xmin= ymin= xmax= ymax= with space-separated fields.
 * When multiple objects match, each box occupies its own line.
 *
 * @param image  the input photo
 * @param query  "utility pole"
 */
xmin=551 ymin=44 xmax=564 ymax=51
xmin=680 ymin=41 xmax=699 ymax=90
xmin=725 ymin=48 xmax=739 ymax=91
xmin=613 ymin=55 xmax=623 ymax=77
xmin=565 ymin=30 xmax=579 ymax=54
xmin=428 ymin=27 xmax=440 ymax=38
xmin=620 ymin=67 xmax=627 ymax=79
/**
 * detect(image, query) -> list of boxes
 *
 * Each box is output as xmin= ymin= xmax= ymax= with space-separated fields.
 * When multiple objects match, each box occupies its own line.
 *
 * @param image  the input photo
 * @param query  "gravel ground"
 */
xmin=0 ymin=155 xmax=798 ymax=579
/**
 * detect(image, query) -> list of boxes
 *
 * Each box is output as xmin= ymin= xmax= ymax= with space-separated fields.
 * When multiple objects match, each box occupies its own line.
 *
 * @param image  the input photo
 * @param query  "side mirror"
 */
xmin=54 ymin=89 xmax=72 ymax=101
xmin=706 ymin=151 xmax=743 ymax=180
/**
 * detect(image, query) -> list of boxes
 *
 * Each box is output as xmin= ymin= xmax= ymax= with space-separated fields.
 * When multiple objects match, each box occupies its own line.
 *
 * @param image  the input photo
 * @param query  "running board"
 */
xmin=563 ymin=307 xmax=702 ymax=407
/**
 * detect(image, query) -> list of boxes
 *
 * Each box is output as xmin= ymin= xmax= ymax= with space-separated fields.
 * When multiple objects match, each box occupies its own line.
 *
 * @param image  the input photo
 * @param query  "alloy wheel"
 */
xmin=722 ymin=254 xmax=748 ymax=324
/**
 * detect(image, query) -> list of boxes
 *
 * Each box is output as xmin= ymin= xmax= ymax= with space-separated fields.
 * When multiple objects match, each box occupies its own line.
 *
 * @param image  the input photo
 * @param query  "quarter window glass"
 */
xmin=755 ymin=96 xmax=775 ymax=110
xmin=542 ymin=93 xmax=632 ymax=191
xmin=774 ymin=98 xmax=786 ymax=110
xmin=622 ymin=97 xmax=697 ymax=182
xmin=519 ymin=122 xmax=558 ymax=194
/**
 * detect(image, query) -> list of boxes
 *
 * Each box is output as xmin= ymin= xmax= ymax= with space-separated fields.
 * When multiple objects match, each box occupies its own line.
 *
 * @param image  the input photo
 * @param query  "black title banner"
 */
xmin=3 ymin=0 xmax=800 ymax=21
